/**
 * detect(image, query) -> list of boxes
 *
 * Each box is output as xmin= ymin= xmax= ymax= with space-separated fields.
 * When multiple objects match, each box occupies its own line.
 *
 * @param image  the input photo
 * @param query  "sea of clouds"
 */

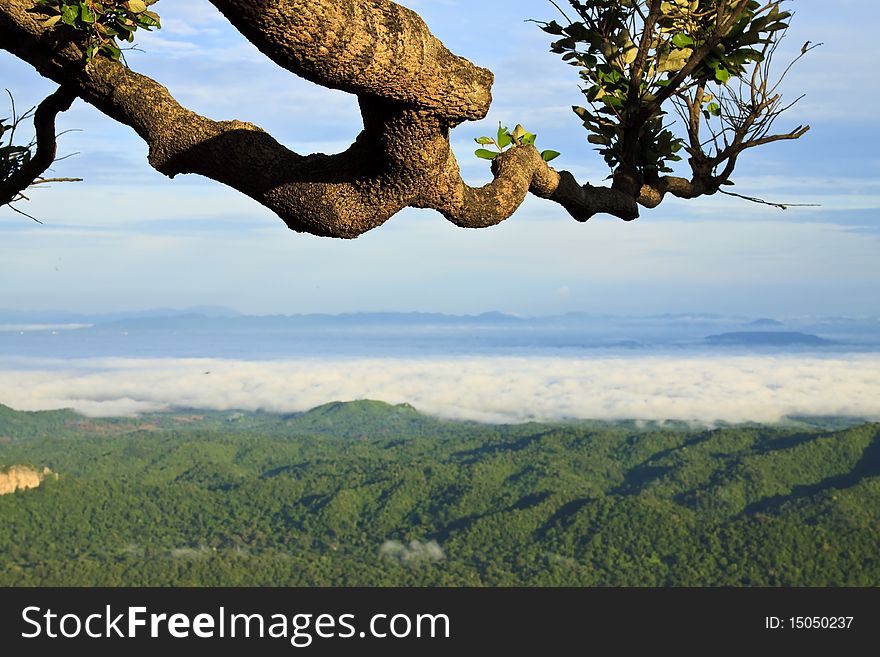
xmin=1 ymin=353 xmax=879 ymax=424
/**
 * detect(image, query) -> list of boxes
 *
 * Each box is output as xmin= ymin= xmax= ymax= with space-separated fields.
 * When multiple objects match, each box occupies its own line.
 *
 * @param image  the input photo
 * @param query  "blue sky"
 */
xmin=1 ymin=0 xmax=878 ymax=317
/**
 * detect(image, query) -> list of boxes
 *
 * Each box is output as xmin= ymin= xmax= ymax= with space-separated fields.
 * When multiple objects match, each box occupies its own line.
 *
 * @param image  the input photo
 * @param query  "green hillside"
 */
xmin=0 ymin=402 xmax=877 ymax=586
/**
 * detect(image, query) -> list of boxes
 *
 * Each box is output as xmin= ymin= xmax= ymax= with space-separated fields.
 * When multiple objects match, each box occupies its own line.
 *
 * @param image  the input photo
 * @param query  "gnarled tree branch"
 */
xmin=0 ymin=84 xmax=78 ymax=207
xmin=0 ymin=0 xmax=809 ymax=237
xmin=208 ymin=0 xmax=493 ymax=124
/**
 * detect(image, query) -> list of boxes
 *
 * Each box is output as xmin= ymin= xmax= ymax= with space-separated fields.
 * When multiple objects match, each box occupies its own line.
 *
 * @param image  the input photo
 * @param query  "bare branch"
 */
xmin=547 ymin=0 xmax=573 ymax=24
xmin=719 ymin=188 xmax=820 ymax=210
xmin=1 ymin=84 xmax=78 ymax=208
xmin=7 ymin=202 xmax=43 ymax=223
xmin=29 ymin=176 xmax=83 ymax=185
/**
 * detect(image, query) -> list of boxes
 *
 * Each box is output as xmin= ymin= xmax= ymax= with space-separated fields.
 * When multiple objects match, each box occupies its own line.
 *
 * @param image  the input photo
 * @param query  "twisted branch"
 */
xmin=0 ymin=84 xmax=78 ymax=207
xmin=0 ymin=0 xmax=810 ymax=237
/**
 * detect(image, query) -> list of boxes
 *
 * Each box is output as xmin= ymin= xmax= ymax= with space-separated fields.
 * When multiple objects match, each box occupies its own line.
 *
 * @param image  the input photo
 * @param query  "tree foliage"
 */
xmin=35 ymin=0 xmax=161 ymax=61
xmin=541 ymin=0 xmax=811 ymax=198
xmin=475 ymin=123 xmax=561 ymax=163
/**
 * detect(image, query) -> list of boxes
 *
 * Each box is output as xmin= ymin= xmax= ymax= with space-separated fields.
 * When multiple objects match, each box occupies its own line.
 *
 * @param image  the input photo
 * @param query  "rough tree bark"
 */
xmin=0 ymin=0 xmax=775 ymax=237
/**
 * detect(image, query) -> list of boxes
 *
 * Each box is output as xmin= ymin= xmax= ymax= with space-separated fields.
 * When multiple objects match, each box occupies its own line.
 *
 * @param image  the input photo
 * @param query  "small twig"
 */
xmin=719 ymin=188 xmax=820 ymax=210
xmin=52 ymin=151 xmax=81 ymax=163
xmin=7 ymin=203 xmax=43 ymax=223
xmin=547 ymin=0 xmax=573 ymax=24
xmin=31 ymin=177 xmax=84 ymax=185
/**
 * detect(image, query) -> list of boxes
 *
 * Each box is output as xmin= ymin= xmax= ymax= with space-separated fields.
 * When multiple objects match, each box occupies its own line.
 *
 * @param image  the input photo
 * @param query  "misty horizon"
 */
xmin=1 ymin=309 xmax=878 ymax=425
xmin=2 ymin=304 xmax=879 ymax=321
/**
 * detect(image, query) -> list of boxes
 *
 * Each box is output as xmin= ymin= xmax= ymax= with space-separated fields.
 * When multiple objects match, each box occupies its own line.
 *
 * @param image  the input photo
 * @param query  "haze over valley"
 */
xmin=1 ymin=309 xmax=878 ymax=425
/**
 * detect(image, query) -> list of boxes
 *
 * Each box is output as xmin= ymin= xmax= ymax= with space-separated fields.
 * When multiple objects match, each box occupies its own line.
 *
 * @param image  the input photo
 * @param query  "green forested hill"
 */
xmin=0 ymin=402 xmax=877 ymax=586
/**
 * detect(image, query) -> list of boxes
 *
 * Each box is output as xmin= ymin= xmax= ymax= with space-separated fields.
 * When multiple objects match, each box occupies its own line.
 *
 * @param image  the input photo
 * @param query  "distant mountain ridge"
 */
xmin=704 ymin=331 xmax=833 ymax=346
xmin=4 ymin=307 xmax=879 ymax=327
xmin=89 ymin=310 xmax=526 ymax=332
xmin=4 ymin=311 xmax=878 ymax=362
xmin=0 ymin=305 xmax=241 ymax=325
xmin=0 ymin=399 xmax=871 ymax=444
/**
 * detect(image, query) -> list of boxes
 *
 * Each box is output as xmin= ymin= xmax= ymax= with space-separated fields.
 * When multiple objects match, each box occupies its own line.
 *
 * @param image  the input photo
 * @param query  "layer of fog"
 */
xmin=1 ymin=354 xmax=878 ymax=424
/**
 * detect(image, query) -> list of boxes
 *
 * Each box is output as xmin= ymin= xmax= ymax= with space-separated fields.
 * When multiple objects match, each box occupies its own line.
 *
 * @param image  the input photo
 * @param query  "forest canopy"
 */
xmin=0 ymin=402 xmax=877 ymax=586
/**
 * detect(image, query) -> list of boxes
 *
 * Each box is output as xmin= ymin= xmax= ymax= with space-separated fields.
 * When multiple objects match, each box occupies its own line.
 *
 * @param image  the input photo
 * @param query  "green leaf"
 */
xmin=540 ymin=20 xmax=565 ymax=36
xmin=714 ymin=66 xmax=731 ymax=83
xmin=475 ymin=149 xmax=500 ymax=160
xmin=497 ymin=128 xmax=512 ymax=150
xmin=127 ymin=0 xmax=149 ymax=13
xmin=80 ymin=5 xmax=96 ymax=24
xmin=671 ymin=33 xmax=694 ymax=48
xmin=139 ymin=11 xmax=162 ymax=28
xmin=100 ymin=41 xmax=122 ymax=61
xmin=474 ymin=136 xmax=494 ymax=146
xmin=572 ymin=106 xmax=590 ymax=120
xmin=61 ymin=4 xmax=78 ymax=26
xmin=540 ymin=150 xmax=561 ymax=162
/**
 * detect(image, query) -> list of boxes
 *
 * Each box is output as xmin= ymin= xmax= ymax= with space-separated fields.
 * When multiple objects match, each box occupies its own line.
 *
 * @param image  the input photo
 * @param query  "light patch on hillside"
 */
xmin=0 ymin=466 xmax=54 ymax=495
xmin=380 ymin=540 xmax=446 ymax=565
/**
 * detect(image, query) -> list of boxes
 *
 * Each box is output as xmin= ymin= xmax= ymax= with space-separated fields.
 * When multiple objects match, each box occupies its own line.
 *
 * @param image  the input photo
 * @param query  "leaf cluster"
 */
xmin=538 ymin=0 xmax=792 ymax=177
xmin=0 ymin=107 xmax=35 ymax=185
xmin=475 ymin=123 xmax=561 ymax=163
xmin=35 ymin=0 xmax=161 ymax=61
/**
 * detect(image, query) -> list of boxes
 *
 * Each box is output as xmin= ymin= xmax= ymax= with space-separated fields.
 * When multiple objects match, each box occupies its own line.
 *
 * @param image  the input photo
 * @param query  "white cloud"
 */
xmin=1 ymin=353 xmax=878 ymax=425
